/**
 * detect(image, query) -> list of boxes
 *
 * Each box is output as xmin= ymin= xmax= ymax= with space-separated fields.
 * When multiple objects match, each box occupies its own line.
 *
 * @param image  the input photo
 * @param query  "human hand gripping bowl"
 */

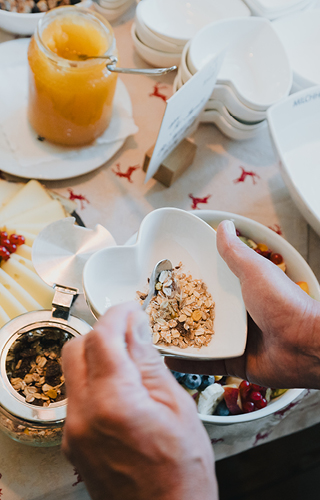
xmin=83 ymin=207 xmax=247 ymax=360
xmin=167 ymin=219 xmax=320 ymax=421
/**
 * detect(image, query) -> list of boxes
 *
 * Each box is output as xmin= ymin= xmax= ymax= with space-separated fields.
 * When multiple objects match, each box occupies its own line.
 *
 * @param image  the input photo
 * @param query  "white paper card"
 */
xmin=145 ymin=51 xmax=226 ymax=182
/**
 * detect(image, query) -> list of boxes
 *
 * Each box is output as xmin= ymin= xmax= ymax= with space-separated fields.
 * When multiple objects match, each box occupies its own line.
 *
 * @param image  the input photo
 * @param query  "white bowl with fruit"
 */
xmin=170 ymin=209 xmax=318 ymax=424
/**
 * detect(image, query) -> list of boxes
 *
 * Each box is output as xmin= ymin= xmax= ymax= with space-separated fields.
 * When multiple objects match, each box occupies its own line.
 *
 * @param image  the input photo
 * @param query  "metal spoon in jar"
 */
xmin=77 ymin=54 xmax=177 ymax=75
xmin=141 ymin=259 xmax=173 ymax=311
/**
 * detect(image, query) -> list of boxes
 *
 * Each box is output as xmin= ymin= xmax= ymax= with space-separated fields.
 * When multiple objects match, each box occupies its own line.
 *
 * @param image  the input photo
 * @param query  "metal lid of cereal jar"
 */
xmin=32 ymin=217 xmax=116 ymax=293
xmin=0 ymin=311 xmax=90 ymax=423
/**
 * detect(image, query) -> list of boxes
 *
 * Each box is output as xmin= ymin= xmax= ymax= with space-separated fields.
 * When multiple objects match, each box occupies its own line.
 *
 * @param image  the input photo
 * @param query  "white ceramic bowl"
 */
xmin=138 ymin=0 xmax=250 ymax=45
xmin=273 ymin=9 xmax=320 ymax=89
xmin=267 ymin=86 xmax=320 ymax=237
xmin=205 ymin=99 xmax=265 ymax=128
xmin=188 ymin=17 xmax=292 ymax=111
xmin=83 ymin=207 xmax=247 ymax=360
xmin=190 ymin=209 xmax=319 ymax=423
xmin=131 ymin=23 xmax=181 ymax=68
xmin=200 ymin=109 xmax=266 ymax=140
xmin=135 ymin=2 xmax=184 ymax=54
xmin=93 ymin=0 xmax=133 ymax=21
xmin=0 ymin=0 xmax=91 ymax=35
xmin=245 ymin=0 xmax=313 ymax=19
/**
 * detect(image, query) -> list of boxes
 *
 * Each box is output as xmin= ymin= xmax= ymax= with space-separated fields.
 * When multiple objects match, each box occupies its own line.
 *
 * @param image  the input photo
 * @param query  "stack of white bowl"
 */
xmin=243 ymin=0 xmax=316 ymax=20
xmin=272 ymin=8 xmax=320 ymax=91
xmin=131 ymin=0 xmax=251 ymax=68
xmin=173 ymin=17 xmax=292 ymax=140
xmin=93 ymin=0 xmax=135 ymax=22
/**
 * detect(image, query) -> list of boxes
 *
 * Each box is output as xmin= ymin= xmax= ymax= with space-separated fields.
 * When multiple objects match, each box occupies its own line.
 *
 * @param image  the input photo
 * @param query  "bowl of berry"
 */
xmin=172 ymin=209 xmax=319 ymax=423
xmin=0 ymin=0 xmax=91 ymax=36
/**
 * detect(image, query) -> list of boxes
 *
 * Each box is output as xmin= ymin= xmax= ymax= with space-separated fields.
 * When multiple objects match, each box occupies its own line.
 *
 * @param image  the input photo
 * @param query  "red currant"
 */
xmin=17 ymin=234 xmax=25 ymax=246
xmin=236 ymin=229 xmax=241 ymax=237
xmin=9 ymin=234 xmax=19 ymax=245
xmin=242 ymin=401 xmax=255 ymax=413
xmin=1 ymin=238 xmax=10 ymax=248
xmin=251 ymin=384 xmax=264 ymax=391
xmin=262 ymin=250 xmax=272 ymax=259
xmin=270 ymin=253 xmax=283 ymax=265
xmin=255 ymin=397 xmax=267 ymax=410
xmin=0 ymin=231 xmax=8 ymax=240
xmin=255 ymin=248 xmax=263 ymax=255
xmin=6 ymin=243 xmax=17 ymax=254
xmin=0 ymin=246 xmax=10 ymax=261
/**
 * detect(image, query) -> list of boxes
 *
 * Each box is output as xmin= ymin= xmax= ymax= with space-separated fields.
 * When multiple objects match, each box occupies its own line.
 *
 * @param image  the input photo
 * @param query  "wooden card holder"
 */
xmin=143 ymin=138 xmax=197 ymax=187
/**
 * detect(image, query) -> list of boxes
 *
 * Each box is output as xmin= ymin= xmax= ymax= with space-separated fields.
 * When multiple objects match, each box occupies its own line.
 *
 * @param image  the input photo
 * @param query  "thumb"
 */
xmin=216 ymin=219 xmax=275 ymax=283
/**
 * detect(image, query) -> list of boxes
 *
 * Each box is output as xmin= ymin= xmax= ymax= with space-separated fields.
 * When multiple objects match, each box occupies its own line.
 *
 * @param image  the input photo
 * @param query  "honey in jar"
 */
xmin=27 ymin=7 xmax=118 ymax=146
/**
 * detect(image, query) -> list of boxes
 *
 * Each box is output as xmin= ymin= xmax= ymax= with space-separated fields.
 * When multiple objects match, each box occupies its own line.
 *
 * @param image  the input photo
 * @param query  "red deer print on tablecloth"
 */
xmin=234 ymin=167 xmax=260 ymax=185
xmin=112 ymin=163 xmax=140 ymax=183
xmin=72 ymin=468 xmax=83 ymax=487
xmin=189 ymin=194 xmax=211 ymax=210
xmin=149 ymin=83 xmax=169 ymax=102
xmin=274 ymin=401 xmax=299 ymax=418
xmin=268 ymin=224 xmax=282 ymax=235
xmin=253 ymin=430 xmax=273 ymax=446
xmin=211 ymin=437 xmax=224 ymax=445
xmin=67 ymin=189 xmax=90 ymax=210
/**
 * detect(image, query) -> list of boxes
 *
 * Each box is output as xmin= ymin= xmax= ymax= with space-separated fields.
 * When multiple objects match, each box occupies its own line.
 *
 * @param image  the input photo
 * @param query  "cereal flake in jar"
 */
xmin=27 ymin=6 xmax=118 ymax=146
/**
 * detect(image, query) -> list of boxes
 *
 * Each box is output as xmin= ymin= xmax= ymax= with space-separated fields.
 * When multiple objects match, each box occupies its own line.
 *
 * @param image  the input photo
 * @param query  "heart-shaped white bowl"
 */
xmin=188 ymin=16 xmax=292 ymax=111
xmin=83 ymin=207 xmax=247 ymax=360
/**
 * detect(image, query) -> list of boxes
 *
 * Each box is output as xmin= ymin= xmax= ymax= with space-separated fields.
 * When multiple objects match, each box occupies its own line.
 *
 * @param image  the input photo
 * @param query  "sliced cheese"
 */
xmin=0 ymin=268 xmax=42 ymax=311
xmin=4 ymin=199 xmax=66 ymax=226
xmin=0 ymin=180 xmax=23 ymax=210
xmin=5 ymin=223 xmax=48 ymax=235
xmin=1 ymin=259 xmax=54 ymax=308
xmin=15 ymin=244 xmax=32 ymax=260
xmin=0 ymin=281 xmax=27 ymax=319
xmin=10 ymin=253 xmax=35 ymax=272
xmin=0 ymin=304 xmax=10 ymax=328
xmin=0 ymin=180 xmax=52 ymax=224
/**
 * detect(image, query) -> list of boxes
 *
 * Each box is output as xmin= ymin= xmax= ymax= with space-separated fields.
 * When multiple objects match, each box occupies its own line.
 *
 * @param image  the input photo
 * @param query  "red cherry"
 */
xmin=9 ymin=234 xmax=19 ymax=245
xmin=0 ymin=246 xmax=10 ymax=261
xmin=250 ymin=391 xmax=262 ymax=402
xmin=270 ymin=253 xmax=283 ymax=265
xmin=6 ymin=243 xmax=17 ymax=254
xmin=242 ymin=401 xmax=255 ymax=413
xmin=255 ymin=397 xmax=267 ymax=410
xmin=17 ymin=235 xmax=25 ymax=246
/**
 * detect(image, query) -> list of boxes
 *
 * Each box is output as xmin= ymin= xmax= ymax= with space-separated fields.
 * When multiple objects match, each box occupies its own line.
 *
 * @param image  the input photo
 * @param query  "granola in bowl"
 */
xmin=137 ymin=263 xmax=215 ymax=349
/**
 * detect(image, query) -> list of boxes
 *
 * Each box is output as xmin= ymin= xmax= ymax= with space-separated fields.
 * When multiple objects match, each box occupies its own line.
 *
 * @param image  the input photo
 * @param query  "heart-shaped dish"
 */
xmin=83 ymin=207 xmax=247 ymax=360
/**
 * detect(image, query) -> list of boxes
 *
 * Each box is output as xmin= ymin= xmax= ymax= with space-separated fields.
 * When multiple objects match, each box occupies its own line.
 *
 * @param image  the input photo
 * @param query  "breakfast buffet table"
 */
xmin=1 ymin=4 xmax=320 ymax=499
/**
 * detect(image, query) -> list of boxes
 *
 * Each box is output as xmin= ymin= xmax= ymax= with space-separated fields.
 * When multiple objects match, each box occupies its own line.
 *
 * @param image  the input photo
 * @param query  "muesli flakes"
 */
xmin=137 ymin=263 xmax=215 ymax=349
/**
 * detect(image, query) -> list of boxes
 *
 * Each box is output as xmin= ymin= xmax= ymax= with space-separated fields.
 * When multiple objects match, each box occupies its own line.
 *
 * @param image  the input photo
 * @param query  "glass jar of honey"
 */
xmin=27 ymin=6 xmax=118 ymax=146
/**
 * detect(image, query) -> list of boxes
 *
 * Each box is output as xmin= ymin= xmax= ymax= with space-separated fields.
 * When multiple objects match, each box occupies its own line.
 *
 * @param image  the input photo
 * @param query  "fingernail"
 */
xmin=131 ymin=311 xmax=152 ymax=344
xmin=224 ymin=220 xmax=236 ymax=235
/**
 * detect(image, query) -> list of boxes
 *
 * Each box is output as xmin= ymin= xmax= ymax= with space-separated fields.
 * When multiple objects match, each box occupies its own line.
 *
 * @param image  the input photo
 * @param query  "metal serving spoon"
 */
xmin=141 ymin=259 xmax=173 ymax=311
xmin=77 ymin=54 xmax=177 ymax=76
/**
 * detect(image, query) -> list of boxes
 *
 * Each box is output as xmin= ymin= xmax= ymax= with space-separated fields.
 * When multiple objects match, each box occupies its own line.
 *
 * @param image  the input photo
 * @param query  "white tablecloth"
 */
xmin=1 ymin=4 xmax=320 ymax=498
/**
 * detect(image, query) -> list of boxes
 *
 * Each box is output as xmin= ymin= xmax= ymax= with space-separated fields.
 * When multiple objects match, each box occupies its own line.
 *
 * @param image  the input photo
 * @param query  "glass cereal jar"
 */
xmin=27 ymin=6 xmax=118 ymax=146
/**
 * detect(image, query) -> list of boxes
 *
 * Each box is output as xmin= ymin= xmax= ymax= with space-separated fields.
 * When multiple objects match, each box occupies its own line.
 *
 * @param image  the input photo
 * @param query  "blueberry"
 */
xmin=215 ymin=400 xmax=230 ymax=417
xmin=170 ymin=370 xmax=185 ymax=383
xmin=183 ymin=374 xmax=202 ymax=390
xmin=199 ymin=375 xmax=216 ymax=391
